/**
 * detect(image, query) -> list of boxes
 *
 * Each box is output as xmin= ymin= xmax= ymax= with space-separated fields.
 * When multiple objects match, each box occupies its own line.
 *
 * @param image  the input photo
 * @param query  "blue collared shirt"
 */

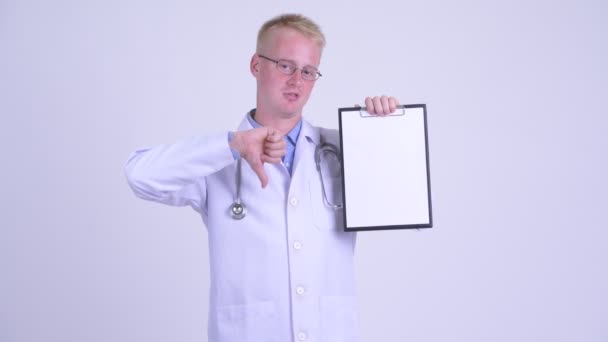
xmin=229 ymin=110 xmax=302 ymax=175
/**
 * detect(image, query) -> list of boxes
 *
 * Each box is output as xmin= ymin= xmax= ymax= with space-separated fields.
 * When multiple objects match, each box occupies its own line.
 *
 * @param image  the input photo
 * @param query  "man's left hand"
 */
xmin=362 ymin=95 xmax=400 ymax=115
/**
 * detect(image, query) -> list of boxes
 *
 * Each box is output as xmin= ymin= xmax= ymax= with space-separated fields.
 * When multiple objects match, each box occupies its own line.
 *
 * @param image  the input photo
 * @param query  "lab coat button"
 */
xmin=293 ymin=241 xmax=302 ymax=250
xmin=290 ymin=196 xmax=298 ymax=206
xmin=297 ymin=332 xmax=307 ymax=341
xmin=296 ymin=286 xmax=305 ymax=295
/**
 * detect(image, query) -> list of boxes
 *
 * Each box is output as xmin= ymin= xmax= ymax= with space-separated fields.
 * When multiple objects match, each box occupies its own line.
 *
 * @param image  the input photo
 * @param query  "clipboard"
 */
xmin=338 ymin=104 xmax=433 ymax=231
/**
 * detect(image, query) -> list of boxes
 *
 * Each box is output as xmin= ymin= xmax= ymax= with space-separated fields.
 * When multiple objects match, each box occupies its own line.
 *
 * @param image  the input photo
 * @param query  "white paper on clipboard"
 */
xmin=338 ymin=104 xmax=432 ymax=231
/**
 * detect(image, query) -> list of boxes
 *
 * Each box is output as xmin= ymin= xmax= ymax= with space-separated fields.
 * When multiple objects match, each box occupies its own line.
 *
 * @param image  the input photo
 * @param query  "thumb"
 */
xmin=249 ymin=158 xmax=268 ymax=188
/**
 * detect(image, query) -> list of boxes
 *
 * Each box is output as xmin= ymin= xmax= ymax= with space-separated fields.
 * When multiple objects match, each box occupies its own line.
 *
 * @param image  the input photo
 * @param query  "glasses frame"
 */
xmin=258 ymin=54 xmax=322 ymax=81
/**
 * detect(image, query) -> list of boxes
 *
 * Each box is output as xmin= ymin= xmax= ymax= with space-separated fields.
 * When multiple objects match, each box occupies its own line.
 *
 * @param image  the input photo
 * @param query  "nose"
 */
xmin=287 ymin=70 xmax=303 ymax=85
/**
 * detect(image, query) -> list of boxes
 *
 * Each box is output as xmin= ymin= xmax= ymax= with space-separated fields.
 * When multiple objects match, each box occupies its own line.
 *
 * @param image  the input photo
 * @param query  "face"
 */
xmin=251 ymin=27 xmax=322 ymax=120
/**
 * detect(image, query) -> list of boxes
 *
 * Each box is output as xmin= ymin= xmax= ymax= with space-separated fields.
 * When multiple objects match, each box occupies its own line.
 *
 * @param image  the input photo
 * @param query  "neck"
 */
xmin=253 ymin=109 xmax=301 ymax=135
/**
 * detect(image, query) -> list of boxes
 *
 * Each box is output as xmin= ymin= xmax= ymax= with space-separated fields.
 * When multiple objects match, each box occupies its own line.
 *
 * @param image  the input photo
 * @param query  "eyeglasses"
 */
xmin=258 ymin=54 xmax=322 ymax=81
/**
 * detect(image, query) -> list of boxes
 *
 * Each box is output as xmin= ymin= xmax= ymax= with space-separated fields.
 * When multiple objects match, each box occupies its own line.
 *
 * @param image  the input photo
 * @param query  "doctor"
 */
xmin=125 ymin=14 xmax=398 ymax=342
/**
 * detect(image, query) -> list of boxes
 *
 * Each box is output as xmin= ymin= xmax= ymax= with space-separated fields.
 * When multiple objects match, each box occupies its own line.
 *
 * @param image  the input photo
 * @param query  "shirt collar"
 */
xmin=247 ymin=109 xmax=302 ymax=146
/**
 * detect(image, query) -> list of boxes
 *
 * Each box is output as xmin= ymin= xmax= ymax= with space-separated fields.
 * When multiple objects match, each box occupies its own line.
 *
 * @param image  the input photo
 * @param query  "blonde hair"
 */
xmin=256 ymin=14 xmax=326 ymax=52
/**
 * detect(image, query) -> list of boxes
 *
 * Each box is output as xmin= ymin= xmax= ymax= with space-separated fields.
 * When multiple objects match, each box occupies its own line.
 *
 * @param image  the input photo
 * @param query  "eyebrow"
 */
xmin=278 ymin=58 xmax=319 ymax=70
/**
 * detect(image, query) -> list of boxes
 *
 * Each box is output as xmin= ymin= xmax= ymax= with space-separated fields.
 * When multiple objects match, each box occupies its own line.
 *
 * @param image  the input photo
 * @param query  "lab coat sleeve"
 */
xmin=124 ymin=132 xmax=235 ymax=212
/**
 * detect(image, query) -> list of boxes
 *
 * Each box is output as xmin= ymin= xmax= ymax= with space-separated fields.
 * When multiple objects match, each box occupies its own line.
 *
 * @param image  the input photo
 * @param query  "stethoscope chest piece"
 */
xmin=230 ymin=158 xmax=247 ymax=220
xmin=230 ymin=201 xmax=247 ymax=220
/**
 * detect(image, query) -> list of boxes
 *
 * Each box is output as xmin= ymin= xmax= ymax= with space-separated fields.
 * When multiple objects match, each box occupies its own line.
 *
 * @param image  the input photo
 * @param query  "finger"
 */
xmin=388 ymin=97 xmax=397 ymax=113
xmin=264 ymin=143 xmax=286 ymax=155
xmin=266 ymin=129 xmax=283 ymax=143
xmin=264 ymin=147 xmax=286 ymax=158
xmin=261 ymin=154 xmax=282 ymax=164
xmin=380 ymin=95 xmax=390 ymax=115
xmin=264 ymin=142 xmax=286 ymax=155
xmin=249 ymin=158 xmax=268 ymax=188
xmin=265 ymin=138 xmax=286 ymax=150
xmin=364 ymin=97 xmax=374 ymax=114
xmin=372 ymin=97 xmax=383 ymax=115
xmin=365 ymin=97 xmax=374 ymax=113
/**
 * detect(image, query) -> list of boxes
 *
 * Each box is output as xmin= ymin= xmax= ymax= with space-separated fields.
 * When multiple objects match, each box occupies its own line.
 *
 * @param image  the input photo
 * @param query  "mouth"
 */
xmin=283 ymin=92 xmax=300 ymax=102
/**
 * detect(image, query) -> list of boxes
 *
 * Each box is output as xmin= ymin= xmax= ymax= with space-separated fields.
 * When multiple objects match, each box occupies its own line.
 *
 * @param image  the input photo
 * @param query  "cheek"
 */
xmin=260 ymin=73 xmax=283 ymax=91
xmin=302 ymin=83 xmax=315 ymax=96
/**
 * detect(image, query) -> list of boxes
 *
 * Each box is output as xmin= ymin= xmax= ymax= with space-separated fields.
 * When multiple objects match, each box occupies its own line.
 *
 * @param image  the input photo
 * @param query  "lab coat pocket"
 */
xmin=308 ymin=175 xmax=344 ymax=230
xmin=216 ymin=301 xmax=278 ymax=342
xmin=320 ymin=295 xmax=359 ymax=342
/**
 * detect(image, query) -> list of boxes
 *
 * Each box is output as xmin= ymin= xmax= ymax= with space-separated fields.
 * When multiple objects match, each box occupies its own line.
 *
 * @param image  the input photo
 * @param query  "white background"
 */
xmin=1 ymin=0 xmax=607 ymax=341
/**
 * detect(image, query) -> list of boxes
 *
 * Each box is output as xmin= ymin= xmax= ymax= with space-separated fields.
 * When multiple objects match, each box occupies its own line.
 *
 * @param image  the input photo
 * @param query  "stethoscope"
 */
xmin=229 ymin=141 xmax=343 ymax=220
xmin=314 ymin=142 xmax=343 ymax=210
xmin=230 ymin=158 xmax=247 ymax=220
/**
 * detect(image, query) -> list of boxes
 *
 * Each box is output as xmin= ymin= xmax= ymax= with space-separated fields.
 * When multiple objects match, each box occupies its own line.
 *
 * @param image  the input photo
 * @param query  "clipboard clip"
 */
xmin=358 ymin=107 xmax=406 ymax=118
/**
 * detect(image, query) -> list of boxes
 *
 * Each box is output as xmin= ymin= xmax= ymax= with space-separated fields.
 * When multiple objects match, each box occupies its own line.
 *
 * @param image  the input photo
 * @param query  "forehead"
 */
xmin=262 ymin=27 xmax=322 ymax=66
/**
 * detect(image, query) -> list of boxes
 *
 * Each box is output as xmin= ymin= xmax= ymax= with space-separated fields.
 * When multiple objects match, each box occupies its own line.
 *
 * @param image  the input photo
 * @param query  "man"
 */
xmin=125 ymin=14 xmax=398 ymax=342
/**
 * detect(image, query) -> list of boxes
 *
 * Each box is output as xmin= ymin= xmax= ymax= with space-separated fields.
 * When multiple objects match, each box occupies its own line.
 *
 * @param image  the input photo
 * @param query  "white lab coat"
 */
xmin=125 ymin=115 xmax=358 ymax=342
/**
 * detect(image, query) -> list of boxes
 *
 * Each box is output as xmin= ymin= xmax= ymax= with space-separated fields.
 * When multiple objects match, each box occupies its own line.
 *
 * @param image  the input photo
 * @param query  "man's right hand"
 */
xmin=229 ymin=128 xmax=287 ymax=188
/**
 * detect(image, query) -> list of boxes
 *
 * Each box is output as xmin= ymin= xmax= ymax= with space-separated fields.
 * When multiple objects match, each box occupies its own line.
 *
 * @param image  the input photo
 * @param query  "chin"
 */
xmin=279 ymin=110 xmax=300 ymax=119
xmin=279 ymin=104 xmax=303 ymax=118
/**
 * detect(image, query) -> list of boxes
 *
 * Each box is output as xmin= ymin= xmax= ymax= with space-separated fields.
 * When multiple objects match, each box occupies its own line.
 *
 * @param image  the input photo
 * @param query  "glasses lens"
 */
xmin=302 ymin=67 xmax=320 ymax=80
xmin=277 ymin=60 xmax=296 ymax=75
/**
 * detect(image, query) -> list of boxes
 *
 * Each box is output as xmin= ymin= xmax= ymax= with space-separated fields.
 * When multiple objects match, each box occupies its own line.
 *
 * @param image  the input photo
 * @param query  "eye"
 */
xmin=278 ymin=61 xmax=294 ymax=73
xmin=302 ymin=68 xmax=317 ymax=79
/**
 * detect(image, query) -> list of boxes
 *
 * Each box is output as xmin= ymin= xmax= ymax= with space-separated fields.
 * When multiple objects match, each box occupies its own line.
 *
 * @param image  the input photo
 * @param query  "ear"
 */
xmin=250 ymin=54 xmax=260 ymax=77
